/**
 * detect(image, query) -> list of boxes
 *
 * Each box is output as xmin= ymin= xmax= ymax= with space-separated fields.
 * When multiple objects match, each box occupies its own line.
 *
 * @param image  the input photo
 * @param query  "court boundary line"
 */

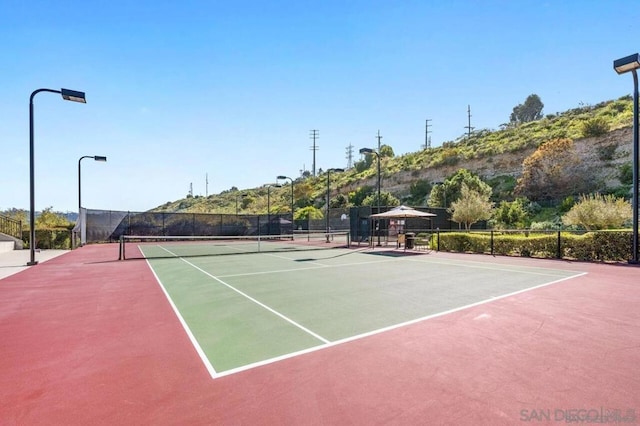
xmin=142 ymin=244 xmax=587 ymax=379
xmin=144 ymin=258 xmax=218 ymax=378
xmin=216 ymin=254 xmax=578 ymax=280
xmin=212 ymin=270 xmax=587 ymax=378
xmin=155 ymin=245 xmax=330 ymax=347
xmin=402 ymin=256 xmax=584 ymax=277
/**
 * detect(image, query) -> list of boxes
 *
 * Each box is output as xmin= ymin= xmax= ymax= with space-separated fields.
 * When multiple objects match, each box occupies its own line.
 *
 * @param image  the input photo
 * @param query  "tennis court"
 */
xmin=2 ymin=242 xmax=638 ymax=424
xmin=132 ymin=235 xmax=584 ymax=377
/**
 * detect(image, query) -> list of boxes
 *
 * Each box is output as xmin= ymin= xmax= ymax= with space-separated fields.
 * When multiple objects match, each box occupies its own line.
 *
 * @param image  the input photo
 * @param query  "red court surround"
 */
xmin=0 ymin=245 xmax=638 ymax=425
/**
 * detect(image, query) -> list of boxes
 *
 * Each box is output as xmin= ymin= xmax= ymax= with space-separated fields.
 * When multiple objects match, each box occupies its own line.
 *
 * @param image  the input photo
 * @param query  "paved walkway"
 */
xmin=0 ymin=249 xmax=69 ymax=281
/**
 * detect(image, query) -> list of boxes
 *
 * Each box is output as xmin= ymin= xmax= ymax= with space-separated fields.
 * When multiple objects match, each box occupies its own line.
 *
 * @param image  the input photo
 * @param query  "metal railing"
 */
xmin=0 ymin=214 xmax=22 ymax=239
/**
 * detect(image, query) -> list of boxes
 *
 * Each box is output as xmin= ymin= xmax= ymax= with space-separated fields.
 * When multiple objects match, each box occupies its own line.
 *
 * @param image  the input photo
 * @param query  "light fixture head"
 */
xmin=94 ymin=155 xmax=107 ymax=162
xmin=60 ymin=88 xmax=86 ymax=103
xmin=614 ymin=53 xmax=640 ymax=74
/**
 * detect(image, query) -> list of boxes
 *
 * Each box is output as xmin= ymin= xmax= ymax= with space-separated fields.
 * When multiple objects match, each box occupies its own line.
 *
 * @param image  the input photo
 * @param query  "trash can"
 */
xmin=405 ymin=232 xmax=415 ymax=249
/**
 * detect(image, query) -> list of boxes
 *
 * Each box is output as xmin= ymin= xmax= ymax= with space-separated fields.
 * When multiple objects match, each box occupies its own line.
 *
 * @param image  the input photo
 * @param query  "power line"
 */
xmin=424 ymin=119 xmax=432 ymax=149
xmin=464 ymin=105 xmax=474 ymax=139
xmin=309 ymin=129 xmax=319 ymax=177
xmin=345 ymin=143 xmax=354 ymax=169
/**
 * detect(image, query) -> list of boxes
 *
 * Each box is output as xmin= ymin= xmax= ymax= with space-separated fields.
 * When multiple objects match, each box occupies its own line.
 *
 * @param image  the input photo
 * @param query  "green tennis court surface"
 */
xmin=142 ymin=244 xmax=584 ymax=378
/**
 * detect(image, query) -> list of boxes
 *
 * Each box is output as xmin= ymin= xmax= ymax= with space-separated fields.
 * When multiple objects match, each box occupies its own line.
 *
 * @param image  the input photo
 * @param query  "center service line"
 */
xmin=158 ymin=246 xmax=330 ymax=344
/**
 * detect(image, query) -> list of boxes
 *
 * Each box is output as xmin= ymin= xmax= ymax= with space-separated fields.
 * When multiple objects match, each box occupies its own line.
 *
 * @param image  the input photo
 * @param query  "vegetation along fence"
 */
xmin=21 ymin=228 xmax=73 ymax=250
xmin=429 ymin=229 xmax=634 ymax=262
xmin=81 ymin=209 xmax=354 ymax=244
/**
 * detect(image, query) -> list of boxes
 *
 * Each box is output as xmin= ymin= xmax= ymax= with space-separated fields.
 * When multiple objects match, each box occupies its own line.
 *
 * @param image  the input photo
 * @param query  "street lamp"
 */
xmin=360 ymin=147 xmax=381 ymax=246
xmin=265 ymin=184 xmax=281 ymax=235
xmin=326 ymin=168 xmax=344 ymax=240
xmin=235 ymin=193 xmax=247 ymax=216
xmin=28 ymin=88 xmax=86 ymax=265
xmin=614 ymin=53 xmax=640 ymax=263
xmin=78 ymin=155 xmax=107 ymax=247
xmin=277 ymin=175 xmax=294 ymax=225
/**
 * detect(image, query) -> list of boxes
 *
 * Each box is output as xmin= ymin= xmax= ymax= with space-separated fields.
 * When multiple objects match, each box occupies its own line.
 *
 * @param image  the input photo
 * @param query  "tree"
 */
xmin=329 ymin=193 xmax=349 ymax=208
xmin=515 ymin=138 xmax=589 ymax=201
xmin=362 ymin=191 xmax=400 ymax=208
xmin=349 ymin=186 xmax=374 ymax=206
xmin=293 ymin=181 xmax=315 ymax=208
xmin=449 ymin=184 xmax=494 ymax=230
xmin=493 ymin=199 xmax=529 ymax=229
xmin=407 ymin=179 xmax=432 ymax=205
xmin=510 ymin=94 xmax=544 ymax=124
xmin=428 ymin=169 xmax=492 ymax=208
xmin=562 ymin=194 xmax=631 ymax=230
xmin=294 ymin=206 xmax=323 ymax=221
xmin=36 ymin=207 xmax=72 ymax=228
xmin=379 ymin=144 xmax=394 ymax=158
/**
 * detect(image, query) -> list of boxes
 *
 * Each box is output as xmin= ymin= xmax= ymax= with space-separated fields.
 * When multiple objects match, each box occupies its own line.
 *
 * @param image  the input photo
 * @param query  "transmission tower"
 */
xmin=309 ymin=130 xmax=319 ymax=176
xmin=424 ymin=119 xmax=432 ymax=149
xmin=464 ymin=105 xmax=474 ymax=139
xmin=345 ymin=143 xmax=354 ymax=169
xmin=376 ymin=130 xmax=382 ymax=151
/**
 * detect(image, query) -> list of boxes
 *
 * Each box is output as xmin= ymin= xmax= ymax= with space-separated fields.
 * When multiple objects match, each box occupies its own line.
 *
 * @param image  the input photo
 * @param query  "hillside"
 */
xmin=153 ymin=96 xmax=634 ymax=215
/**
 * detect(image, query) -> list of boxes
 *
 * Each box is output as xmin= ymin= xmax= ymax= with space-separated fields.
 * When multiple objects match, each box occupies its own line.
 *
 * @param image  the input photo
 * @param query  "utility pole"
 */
xmin=189 ymin=182 xmax=193 ymax=197
xmin=205 ymin=173 xmax=208 ymax=197
xmin=464 ymin=105 xmax=474 ymax=139
xmin=424 ymin=119 xmax=432 ymax=149
xmin=310 ymin=129 xmax=319 ymax=177
xmin=345 ymin=143 xmax=354 ymax=169
xmin=376 ymin=130 xmax=382 ymax=152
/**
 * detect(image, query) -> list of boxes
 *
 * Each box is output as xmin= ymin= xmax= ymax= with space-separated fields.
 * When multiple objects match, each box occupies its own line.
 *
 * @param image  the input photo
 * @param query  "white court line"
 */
xmin=216 ymin=254 xmax=574 ymax=280
xmin=143 ymin=256 xmax=218 ymax=378
xmin=213 ymin=270 xmax=587 ymax=378
xmin=216 ymin=257 xmax=397 ymax=278
xmin=263 ymin=251 xmax=327 ymax=267
xmin=402 ymin=256 xmax=583 ymax=278
xmin=144 ymin=244 xmax=587 ymax=379
xmin=158 ymin=245 xmax=330 ymax=346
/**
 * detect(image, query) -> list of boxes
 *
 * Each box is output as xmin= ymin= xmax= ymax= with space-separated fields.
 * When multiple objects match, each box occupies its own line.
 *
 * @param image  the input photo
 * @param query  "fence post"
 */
xmin=436 ymin=230 xmax=440 ymax=251
xmin=490 ymin=230 xmax=494 ymax=255
xmin=557 ymin=230 xmax=562 ymax=259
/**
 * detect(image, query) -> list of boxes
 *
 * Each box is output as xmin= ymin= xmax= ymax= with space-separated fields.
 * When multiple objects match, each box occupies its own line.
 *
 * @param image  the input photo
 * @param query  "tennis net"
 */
xmin=118 ymin=232 xmax=351 ymax=260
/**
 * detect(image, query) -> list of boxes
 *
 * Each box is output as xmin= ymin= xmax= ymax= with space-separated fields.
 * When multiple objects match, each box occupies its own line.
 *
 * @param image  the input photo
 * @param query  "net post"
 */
xmin=118 ymin=235 xmax=123 ymax=260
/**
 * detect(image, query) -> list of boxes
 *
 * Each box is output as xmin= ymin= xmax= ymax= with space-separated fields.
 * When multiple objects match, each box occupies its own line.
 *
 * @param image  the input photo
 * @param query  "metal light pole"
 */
xmin=235 ymin=193 xmax=247 ymax=216
xmin=325 ymin=168 xmax=344 ymax=240
xmin=29 ymin=88 xmax=86 ymax=265
xmin=78 ymin=155 xmax=107 ymax=247
xmin=360 ymin=147 xmax=381 ymax=246
xmin=277 ymin=175 xmax=294 ymax=232
xmin=265 ymin=184 xmax=280 ymax=235
xmin=614 ymin=53 xmax=640 ymax=263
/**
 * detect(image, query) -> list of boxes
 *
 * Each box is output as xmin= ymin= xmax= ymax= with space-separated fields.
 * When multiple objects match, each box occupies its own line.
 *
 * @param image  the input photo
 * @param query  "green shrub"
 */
xmin=23 ymin=228 xmax=72 ymax=249
xmin=597 ymin=144 xmax=617 ymax=161
xmin=434 ymin=230 xmax=631 ymax=262
xmin=619 ymin=163 xmax=633 ymax=185
xmin=581 ymin=117 xmax=610 ymax=137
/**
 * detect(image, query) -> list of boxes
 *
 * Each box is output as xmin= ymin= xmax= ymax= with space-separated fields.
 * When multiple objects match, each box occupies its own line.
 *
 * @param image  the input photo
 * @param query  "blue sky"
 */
xmin=1 ymin=0 xmax=639 ymax=213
